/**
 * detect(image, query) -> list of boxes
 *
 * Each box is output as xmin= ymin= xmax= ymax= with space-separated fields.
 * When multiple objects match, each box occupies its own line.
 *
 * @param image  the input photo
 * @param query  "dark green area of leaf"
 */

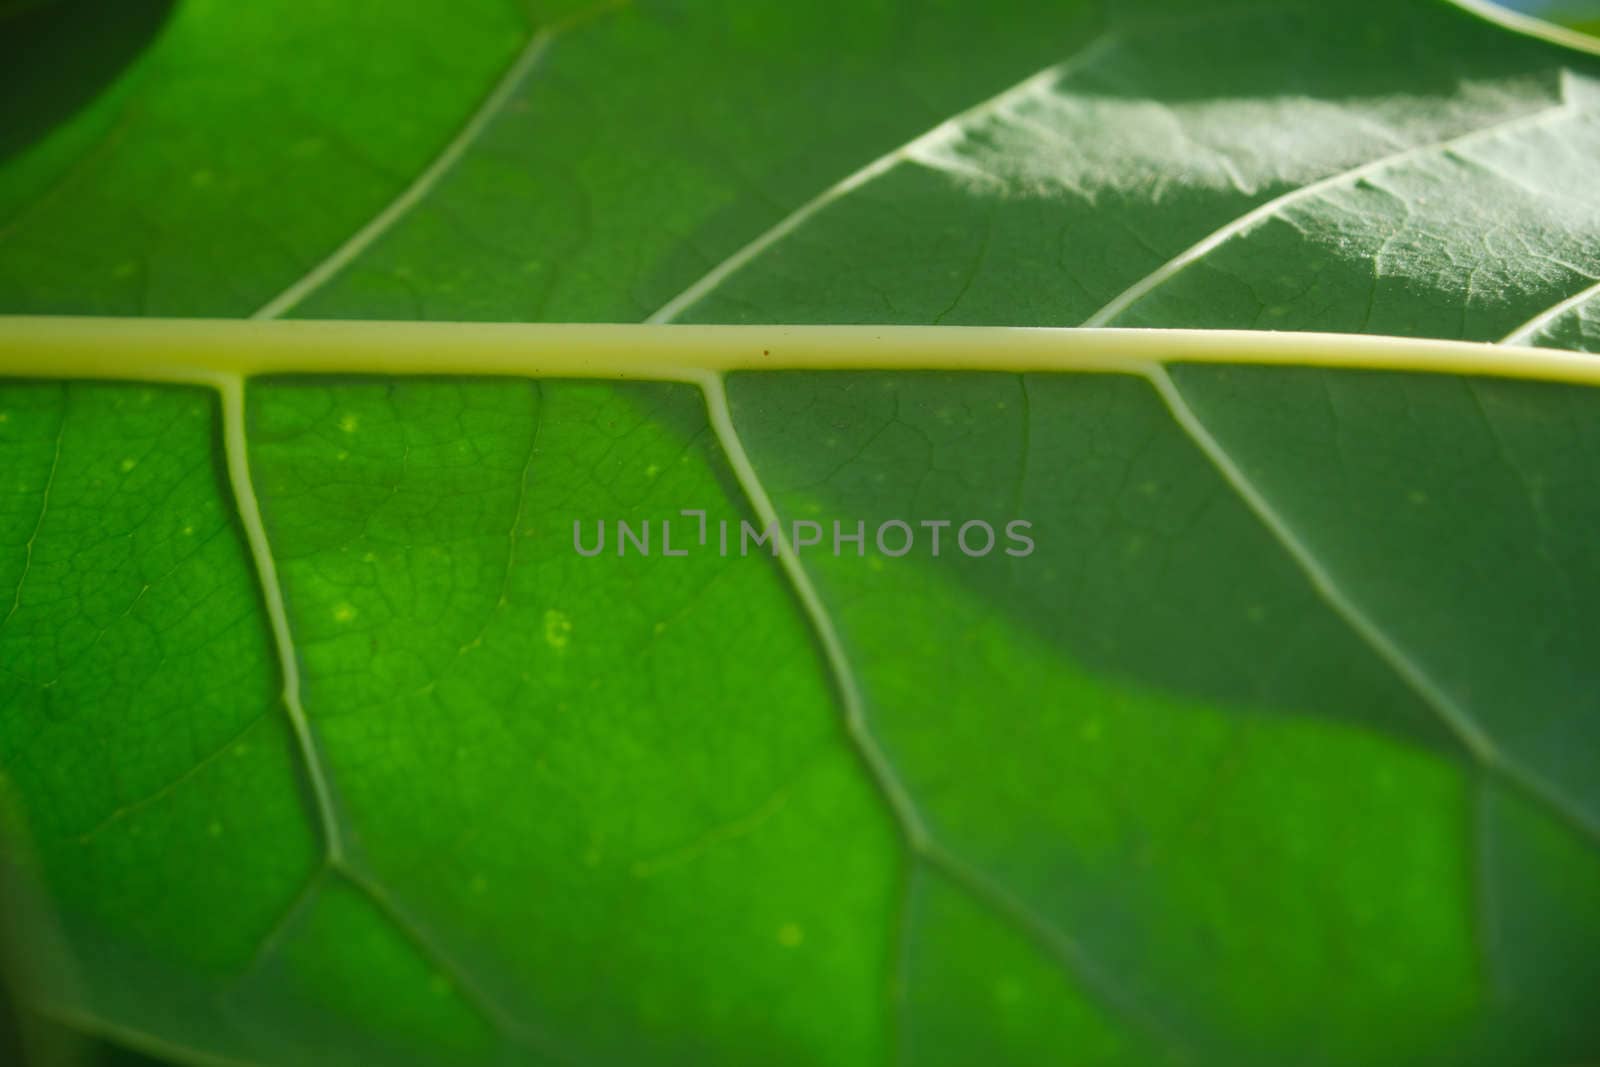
xmin=0 ymin=0 xmax=174 ymax=165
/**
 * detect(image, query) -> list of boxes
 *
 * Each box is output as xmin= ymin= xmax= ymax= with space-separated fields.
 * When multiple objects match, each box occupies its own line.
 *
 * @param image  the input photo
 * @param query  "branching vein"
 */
xmin=4 ymin=395 xmax=66 ymax=630
xmin=1501 ymin=276 xmax=1600 ymax=344
xmin=251 ymin=0 xmax=628 ymax=320
xmin=1145 ymin=367 xmax=1501 ymax=760
xmin=694 ymin=369 xmax=1183 ymax=1051
xmin=694 ymin=372 xmax=930 ymax=847
xmin=250 ymin=30 xmax=557 ymax=320
xmin=1148 ymin=365 xmax=1598 ymax=847
xmin=646 ymin=32 xmax=1121 ymax=325
xmin=1084 ymin=99 xmax=1579 ymax=326
xmin=217 ymin=375 xmax=349 ymax=862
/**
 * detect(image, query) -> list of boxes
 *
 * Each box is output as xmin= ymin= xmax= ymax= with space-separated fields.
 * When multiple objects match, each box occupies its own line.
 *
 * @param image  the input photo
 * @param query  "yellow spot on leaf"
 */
xmin=544 ymin=608 xmax=572 ymax=651
xmin=333 ymin=603 xmax=357 ymax=623
xmin=338 ymin=413 xmax=360 ymax=434
xmin=777 ymin=922 xmax=804 ymax=948
xmin=119 ymin=457 xmax=137 ymax=473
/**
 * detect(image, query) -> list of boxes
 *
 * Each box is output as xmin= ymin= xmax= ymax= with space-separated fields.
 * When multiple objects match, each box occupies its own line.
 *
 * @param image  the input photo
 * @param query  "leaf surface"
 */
xmin=2 ymin=1 xmax=1600 ymax=1066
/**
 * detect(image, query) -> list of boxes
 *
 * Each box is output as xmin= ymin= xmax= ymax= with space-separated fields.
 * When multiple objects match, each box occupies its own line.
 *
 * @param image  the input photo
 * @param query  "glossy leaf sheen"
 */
xmin=1 ymin=1 xmax=1599 ymax=1065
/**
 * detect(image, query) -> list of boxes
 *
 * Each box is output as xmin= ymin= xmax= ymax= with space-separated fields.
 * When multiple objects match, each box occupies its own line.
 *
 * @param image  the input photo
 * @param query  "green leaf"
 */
xmin=2 ymin=2 xmax=1600 ymax=1067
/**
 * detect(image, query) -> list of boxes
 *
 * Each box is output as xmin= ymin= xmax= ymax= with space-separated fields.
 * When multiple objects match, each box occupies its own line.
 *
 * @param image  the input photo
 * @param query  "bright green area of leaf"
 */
xmin=727 ymin=366 xmax=1600 ymax=1064
xmin=2 ymin=0 xmax=1600 ymax=1066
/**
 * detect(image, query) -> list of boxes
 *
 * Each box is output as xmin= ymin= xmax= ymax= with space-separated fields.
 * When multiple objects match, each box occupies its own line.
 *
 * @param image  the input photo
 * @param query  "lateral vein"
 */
xmin=696 ymin=370 xmax=1188 ymax=1050
xmin=1500 ymin=275 xmax=1600 ymax=344
xmin=1147 ymin=364 xmax=1600 ymax=849
xmin=646 ymin=32 xmax=1121 ymax=324
xmin=1146 ymin=365 xmax=1500 ymax=758
xmin=1084 ymin=99 xmax=1579 ymax=326
xmin=26 ymin=1002 xmax=259 ymax=1067
xmin=218 ymin=375 xmax=348 ymax=862
xmin=76 ymin=716 xmax=268 ymax=843
xmin=220 ymin=385 xmax=559 ymax=1047
xmin=920 ymin=843 xmax=1186 ymax=1052
xmin=248 ymin=0 xmax=616 ymax=320
xmin=694 ymin=371 xmax=931 ymax=848
xmin=3 ymin=397 xmax=66 ymax=629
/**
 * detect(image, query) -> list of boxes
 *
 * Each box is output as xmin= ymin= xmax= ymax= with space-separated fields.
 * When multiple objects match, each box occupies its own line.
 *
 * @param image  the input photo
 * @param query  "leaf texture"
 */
xmin=2 ymin=1 xmax=1600 ymax=1065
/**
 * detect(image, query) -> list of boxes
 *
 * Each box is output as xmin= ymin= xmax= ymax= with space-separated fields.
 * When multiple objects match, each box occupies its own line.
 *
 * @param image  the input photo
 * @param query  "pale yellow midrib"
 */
xmin=4 ymin=316 xmax=1600 ymax=384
